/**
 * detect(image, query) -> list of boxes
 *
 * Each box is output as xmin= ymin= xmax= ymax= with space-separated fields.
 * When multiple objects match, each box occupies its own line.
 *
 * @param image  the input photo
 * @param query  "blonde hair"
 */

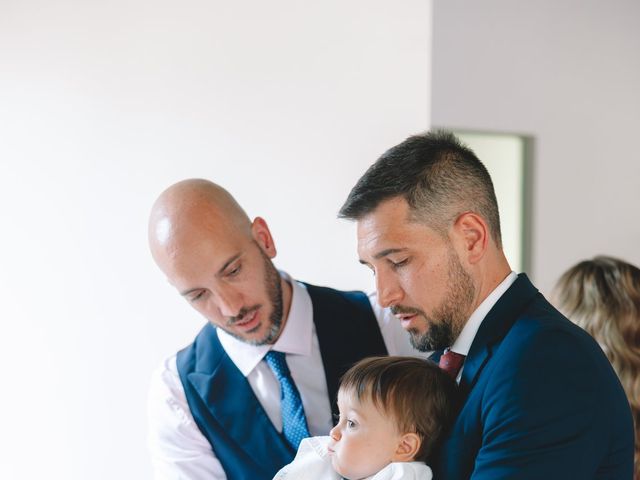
xmin=552 ymin=256 xmax=640 ymax=478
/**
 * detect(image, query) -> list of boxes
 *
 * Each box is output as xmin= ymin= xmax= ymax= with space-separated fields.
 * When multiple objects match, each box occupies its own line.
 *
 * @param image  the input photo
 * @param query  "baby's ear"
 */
xmin=392 ymin=433 xmax=421 ymax=462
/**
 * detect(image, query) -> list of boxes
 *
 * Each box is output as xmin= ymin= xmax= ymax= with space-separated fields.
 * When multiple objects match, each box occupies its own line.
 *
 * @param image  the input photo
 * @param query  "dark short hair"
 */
xmin=339 ymin=356 xmax=459 ymax=463
xmin=339 ymin=130 xmax=502 ymax=247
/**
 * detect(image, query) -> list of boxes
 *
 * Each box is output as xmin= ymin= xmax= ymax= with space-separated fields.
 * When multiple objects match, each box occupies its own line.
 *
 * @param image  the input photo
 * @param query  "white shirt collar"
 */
xmin=217 ymin=271 xmax=313 ymax=377
xmin=450 ymin=271 xmax=518 ymax=356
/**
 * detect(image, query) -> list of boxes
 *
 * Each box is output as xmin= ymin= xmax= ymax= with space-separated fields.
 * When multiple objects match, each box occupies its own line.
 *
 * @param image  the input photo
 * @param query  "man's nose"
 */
xmin=216 ymin=285 xmax=244 ymax=317
xmin=376 ymin=270 xmax=403 ymax=308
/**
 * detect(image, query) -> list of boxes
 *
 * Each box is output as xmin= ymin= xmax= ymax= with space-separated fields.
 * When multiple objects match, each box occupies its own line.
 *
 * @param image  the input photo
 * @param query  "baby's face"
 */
xmin=327 ymin=389 xmax=403 ymax=480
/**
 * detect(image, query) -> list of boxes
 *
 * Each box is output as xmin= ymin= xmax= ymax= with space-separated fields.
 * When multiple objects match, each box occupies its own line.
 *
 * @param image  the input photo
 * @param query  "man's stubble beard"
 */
xmin=222 ymin=249 xmax=284 ymax=346
xmin=254 ymin=251 xmax=284 ymax=346
xmin=408 ymin=250 xmax=476 ymax=352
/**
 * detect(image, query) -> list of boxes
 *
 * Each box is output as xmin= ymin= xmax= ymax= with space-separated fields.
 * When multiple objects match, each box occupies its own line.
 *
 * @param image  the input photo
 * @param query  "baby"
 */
xmin=273 ymin=356 xmax=459 ymax=480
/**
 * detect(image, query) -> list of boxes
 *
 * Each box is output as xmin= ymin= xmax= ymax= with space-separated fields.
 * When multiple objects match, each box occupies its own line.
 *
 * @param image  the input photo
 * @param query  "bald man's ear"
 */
xmin=392 ymin=432 xmax=421 ymax=462
xmin=251 ymin=217 xmax=277 ymax=258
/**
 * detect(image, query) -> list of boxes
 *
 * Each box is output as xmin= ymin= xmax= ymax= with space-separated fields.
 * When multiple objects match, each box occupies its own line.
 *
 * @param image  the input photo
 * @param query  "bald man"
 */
xmin=147 ymin=179 xmax=425 ymax=480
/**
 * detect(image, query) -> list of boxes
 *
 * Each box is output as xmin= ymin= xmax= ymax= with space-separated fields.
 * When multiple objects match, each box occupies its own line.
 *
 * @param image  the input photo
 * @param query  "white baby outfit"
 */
xmin=272 ymin=436 xmax=433 ymax=480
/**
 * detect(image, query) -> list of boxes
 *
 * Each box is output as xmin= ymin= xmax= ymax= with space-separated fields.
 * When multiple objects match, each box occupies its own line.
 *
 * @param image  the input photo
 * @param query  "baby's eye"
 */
xmin=346 ymin=419 xmax=357 ymax=429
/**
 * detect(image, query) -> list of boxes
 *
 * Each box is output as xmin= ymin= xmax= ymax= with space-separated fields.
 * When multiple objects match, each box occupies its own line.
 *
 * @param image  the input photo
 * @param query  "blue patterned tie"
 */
xmin=264 ymin=351 xmax=310 ymax=450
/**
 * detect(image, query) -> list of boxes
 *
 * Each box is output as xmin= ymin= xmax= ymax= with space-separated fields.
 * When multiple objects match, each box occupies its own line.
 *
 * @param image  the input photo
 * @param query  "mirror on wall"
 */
xmin=449 ymin=130 xmax=531 ymax=274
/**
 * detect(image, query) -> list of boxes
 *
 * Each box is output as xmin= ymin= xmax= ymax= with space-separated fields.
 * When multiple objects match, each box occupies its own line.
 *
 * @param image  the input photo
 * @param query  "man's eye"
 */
xmin=227 ymin=264 xmax=242 ymax=277
xmin=390 ymin=258 xmax=409 ymax=269
xmin=190 ymin=291 xmax=205 ymax=302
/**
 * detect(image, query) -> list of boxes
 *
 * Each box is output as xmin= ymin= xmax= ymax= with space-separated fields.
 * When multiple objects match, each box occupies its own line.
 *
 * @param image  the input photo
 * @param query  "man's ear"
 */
xmin=451 ymin=212 xmax=488 ymax=265
xmin=392 ymin=432 xmax=421 ymax=462
xmin=251 ymin=217 xmax=277 ymax=258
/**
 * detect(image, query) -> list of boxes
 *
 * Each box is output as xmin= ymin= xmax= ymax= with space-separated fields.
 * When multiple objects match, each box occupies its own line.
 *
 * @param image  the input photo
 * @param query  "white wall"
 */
xmin=431 ymin=0 xmax=640 ymax=294
xmin=0 ymin=2 xmax=432 ymax=478
xmin=455 ymin=132 xmax=526 ymax=272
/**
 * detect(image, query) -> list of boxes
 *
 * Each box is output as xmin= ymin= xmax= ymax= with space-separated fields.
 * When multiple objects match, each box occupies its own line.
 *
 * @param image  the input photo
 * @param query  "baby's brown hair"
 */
xmin=339 ymin=356 xmax=459 ymax=463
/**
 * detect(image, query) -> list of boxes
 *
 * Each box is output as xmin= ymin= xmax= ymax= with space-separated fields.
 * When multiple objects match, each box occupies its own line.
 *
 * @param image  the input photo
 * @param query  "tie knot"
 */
xmin=439 ymin=349 xmax=466 ymax=379
xmin=264 ymin=350 xmax=290 ymax=379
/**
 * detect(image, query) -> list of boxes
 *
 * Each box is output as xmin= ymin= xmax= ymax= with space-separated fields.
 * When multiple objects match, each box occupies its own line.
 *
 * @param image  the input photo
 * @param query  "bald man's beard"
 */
xmin=404 ymin=250 xmax=475 ymax=352
xmin=223 ymin=251 xmax=284 ymax=346
xmin=256 ymin=252 xmax=285 ymax=345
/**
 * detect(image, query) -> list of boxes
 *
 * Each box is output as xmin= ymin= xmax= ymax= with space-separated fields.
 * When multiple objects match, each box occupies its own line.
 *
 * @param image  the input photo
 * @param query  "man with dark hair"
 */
xmin=339 ymin=131 xmax=634 ymax=479
xmin=147 ymin=179 xmax=424 ymax=480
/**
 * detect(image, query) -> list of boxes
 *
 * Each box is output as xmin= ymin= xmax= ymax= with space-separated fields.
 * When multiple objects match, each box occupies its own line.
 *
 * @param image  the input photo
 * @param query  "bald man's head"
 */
xmin=148 ymin=179 xmax=289 ymax=345
xmin=148 ymin=179 xmax=252 ymax=260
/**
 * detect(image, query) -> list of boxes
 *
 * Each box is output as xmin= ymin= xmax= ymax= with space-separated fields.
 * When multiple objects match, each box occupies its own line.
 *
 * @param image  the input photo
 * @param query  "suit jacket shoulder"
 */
xmin=436 ymin=274 xmax=634 ymax=480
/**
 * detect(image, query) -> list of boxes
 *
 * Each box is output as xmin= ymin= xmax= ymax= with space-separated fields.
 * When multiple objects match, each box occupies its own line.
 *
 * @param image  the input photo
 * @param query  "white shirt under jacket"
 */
xmin=148 ymin=273 xmax=428 ymax=480
xmin=449 ymin=271 xmax=518 ymax=383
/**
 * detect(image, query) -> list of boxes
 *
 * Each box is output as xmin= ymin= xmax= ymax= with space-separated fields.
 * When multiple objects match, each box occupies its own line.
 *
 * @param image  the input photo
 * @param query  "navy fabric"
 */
xmin=264 ymin=351 xmax=310 ymax=450
xmin=432 ymin=274 xmax=635 ymax=480
xmin=303 ymin=283 xmax=388 ymax=419
xmin=176 ymin=283 xmax=388 ymax=480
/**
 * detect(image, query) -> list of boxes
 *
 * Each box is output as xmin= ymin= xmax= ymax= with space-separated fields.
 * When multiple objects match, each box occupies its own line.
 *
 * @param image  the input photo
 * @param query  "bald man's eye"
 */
xmin=226 ymin=263 xmax=242 ymax=277
xmin=189 ymin=290 xmax=206 ymax=302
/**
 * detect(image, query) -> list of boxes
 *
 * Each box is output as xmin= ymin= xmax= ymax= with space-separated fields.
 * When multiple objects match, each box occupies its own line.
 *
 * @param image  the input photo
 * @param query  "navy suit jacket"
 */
xmin=433 ymin=274 xmax=634 ymax=480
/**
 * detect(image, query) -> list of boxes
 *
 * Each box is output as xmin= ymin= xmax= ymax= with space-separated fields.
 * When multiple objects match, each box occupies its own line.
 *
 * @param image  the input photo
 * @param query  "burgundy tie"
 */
xmin=439 ymin=349 xmax=466 ymax=379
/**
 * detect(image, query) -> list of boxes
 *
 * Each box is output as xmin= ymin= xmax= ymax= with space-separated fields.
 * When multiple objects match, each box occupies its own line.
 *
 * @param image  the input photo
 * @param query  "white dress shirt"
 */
xmin=450 ymin=271 xmax=518 ymax=382
xmin=148 ymin=274 xmax=428 ymax=480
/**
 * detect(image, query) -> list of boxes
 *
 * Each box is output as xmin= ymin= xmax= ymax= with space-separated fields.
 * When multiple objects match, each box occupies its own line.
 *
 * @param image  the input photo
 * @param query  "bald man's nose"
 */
xmin=216 ymin=286 xmax=244 ymax=317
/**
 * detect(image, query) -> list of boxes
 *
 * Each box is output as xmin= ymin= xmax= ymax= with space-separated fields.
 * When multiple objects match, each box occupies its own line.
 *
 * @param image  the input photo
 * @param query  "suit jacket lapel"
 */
xmin=460 ymin=274 xmax=540 ymax=397
xmin=187 ymin=331 xmax=293 ymax=467
xmin=304 ymin=284 xmax=388 ymax=420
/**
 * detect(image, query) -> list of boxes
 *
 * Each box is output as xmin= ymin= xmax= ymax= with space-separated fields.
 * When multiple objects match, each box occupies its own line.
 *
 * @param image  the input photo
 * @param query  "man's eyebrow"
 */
xmin=178 ymin=253 xmax=242 ymax=296
xmin=372 ymin=248 xmax=407 ymax=260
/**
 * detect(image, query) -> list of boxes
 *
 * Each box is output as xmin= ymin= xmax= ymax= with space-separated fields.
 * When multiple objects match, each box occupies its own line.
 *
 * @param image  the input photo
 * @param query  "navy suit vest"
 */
xmin=176 ymin=283 xmax=388 ymax=480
